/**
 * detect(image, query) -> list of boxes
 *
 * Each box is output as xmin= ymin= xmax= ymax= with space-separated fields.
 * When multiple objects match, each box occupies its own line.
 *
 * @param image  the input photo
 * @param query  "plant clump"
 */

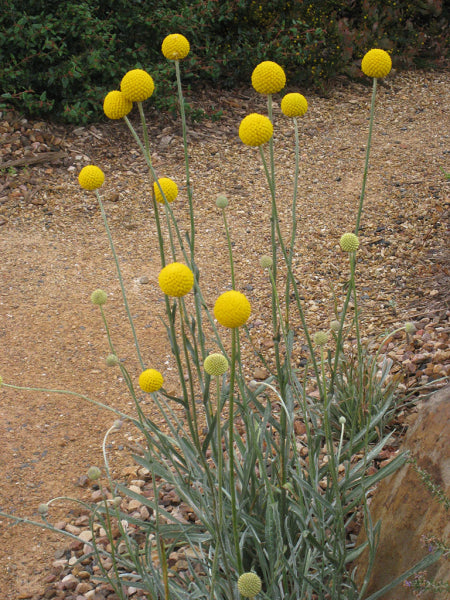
xmin=0 ymin=31 xmax=444 ymax=600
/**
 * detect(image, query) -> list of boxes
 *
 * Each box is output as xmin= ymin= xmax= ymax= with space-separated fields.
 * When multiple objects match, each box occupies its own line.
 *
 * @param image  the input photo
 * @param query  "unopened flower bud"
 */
xmin=38 ymin=503 xmax=49 ymax=515
xmin=330 ymin=320 xmax=340 ymax=332
xmin=87 ymin=466 xmax=102 ymax=481
xmin=339 ymin=416 xmax=346 ymax=425
xmin=405 ymin=322 xmax=416 ymax=335
xmin=216 ymin=194 xmax=228 ymax=209
xmin=339 ymin=233 xmax=359 ymax=253
xmin=237 ymin=572 xmax=262 ymax=597
xmin=105 ymin=354 xmax=119 ymax=366
xmin=313 ymin=331 xmax=328 ymax=347
xmin=259 ymin=255 xmax=273 ymax=269
xmin=90 ymin=289 xmax=107 ymax=306
xmin=204 ymin=353 xmax=229 ymax=376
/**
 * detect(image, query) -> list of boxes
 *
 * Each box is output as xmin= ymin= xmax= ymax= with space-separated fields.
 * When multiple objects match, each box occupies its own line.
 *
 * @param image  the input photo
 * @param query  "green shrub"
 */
xmin=1 ymin=1 xmax=448 ymax=122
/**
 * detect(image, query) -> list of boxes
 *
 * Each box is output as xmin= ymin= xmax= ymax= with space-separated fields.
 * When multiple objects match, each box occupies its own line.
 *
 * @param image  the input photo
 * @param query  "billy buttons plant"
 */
xmin=0 ymin=41 xmax=443 ymax=600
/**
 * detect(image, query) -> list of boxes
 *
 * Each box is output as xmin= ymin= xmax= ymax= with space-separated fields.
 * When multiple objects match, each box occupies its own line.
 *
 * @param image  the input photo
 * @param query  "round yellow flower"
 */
xmin=339 ymin=233 xmax=360 ymax=252
xmin=103 ymin=90 xmax=133 ymax=120
xmin=120 ymin=69 xmax=155 ymax=102
xmin=154 ymin=177 xmax=179 ymax=204
xmin=139 ymin=369 xmax=164 ymax=393
xmin=361 ymin=49 xmax=392 ymax=79
xmin=214 ymin=290 xmax=251 ymax=329
xmin=239 ymin=113 xmax=273 ymax=147
xmin=158 ymin=262 xmax=194 ymax=297
xmin=78 ymin=165 xmax=105 ymax=190
xmin=161 ymin=34 xmax=190 ymax=60
xmin=251 ymin=61 xmax=286 ymax=94
xmin=204 ymin=353 xmax=229 ymax=377
xmin=237 ymin=572 xmax=262 ymax=598
xmin=281 ymin=93 xmax=308 ymax=117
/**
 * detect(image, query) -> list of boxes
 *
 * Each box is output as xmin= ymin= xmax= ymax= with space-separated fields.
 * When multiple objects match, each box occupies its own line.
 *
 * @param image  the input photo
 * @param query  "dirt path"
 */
xmin=0 ymin=70 xmax=448 ymax=598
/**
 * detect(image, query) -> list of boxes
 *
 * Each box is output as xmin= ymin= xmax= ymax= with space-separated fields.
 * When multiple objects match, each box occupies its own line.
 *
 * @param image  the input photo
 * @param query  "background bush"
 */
xmin=1 ymin=0 xmax=448 ymax=123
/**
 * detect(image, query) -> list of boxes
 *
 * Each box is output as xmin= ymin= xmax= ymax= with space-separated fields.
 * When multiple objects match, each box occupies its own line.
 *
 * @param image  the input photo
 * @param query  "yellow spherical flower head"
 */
xmin=339 ymin=233 xmax=360 ymax=252
xmin=103 ymin=90 xmax=133 ymax=120
xmin=78 ymin=165 xmax=105 ymax=190
xmin=281 ymin=93 xmax=308 ymax=118
xmin=161 ymin=34 xmax=190 ymax=60
xmin=139 ymin=369 xmax=164 ymax=393
xmin=361 ymin=49 xmax=392 ymax=79
xmin=154 ymin=177 xmax=179 ymax=204
xmin=214 ymin=290 xmax=251 ymax=329
xmin=120 ymin=69 xmax=155 ymax=102
xmin=204 ymin=353 xmax=229 ymax=377
xmin=237 ymin=572 xmax=262 ymax=598
xmin=158 ymin=262 xmax=194 ymax=297
xmin=239 ymin=114 xmax=273 ymax=147
xmin=252 ymin=61 xmax=286 ymax=95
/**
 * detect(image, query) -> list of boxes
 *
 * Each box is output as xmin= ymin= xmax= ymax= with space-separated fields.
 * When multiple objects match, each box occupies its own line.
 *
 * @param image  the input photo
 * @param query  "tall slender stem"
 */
xmin=222 ymin=208 xmax=236 ymax=289
xmin=138 ymin=102 xmax=151 ymax=162
xmin=355 ymin=78 xmax=378 ymax=234
xmin=95 ymin=191 xmax=145 ymax=369
xmin=228 ymin=328 xmax=243 ymax=574
xmin=175 ymin=60 xmax=195 ymax=256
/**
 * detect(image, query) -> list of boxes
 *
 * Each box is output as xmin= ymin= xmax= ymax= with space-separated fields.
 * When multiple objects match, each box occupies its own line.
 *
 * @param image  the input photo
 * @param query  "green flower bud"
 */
xmin=330 ymin=320 xmax=340 ymax=332
xmin=339 ymin=233 xmax=359 ymax=252
xmin=105 ymin=354 xmax=119 ymax=366
xmin=259 ymin=255 xmax=273 ymax=269
xmin=87 ymin=466 xmax=102 ymax=481
xmin=90 ymin=289 xmax=108 ymax=306
xmin=204 ymin=353 xmax=229 ymax=376
xmin=313 ymin=331 xmax=328 ymax=347
xmin=216 ymin=194 xmax=228 ymax=209
xmin=237 ymin=572 xmax=262 ymax=598
xmin=405 ymin=322 xmax=416 ymax=335
xmin=339 ymin=416 xmax=346 ymax=425
xmin=38 ymin=503 xmax=49 ymax=515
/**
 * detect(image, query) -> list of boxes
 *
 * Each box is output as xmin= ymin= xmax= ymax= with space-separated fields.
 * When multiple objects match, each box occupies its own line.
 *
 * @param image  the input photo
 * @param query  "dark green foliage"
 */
xmin=1 ymin=0 xmax=448 ymax=123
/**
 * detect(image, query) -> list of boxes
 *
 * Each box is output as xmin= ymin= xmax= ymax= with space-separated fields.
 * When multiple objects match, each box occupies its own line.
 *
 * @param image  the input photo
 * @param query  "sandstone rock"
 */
xmin=355 ymin=385 xmax=450 ymax=599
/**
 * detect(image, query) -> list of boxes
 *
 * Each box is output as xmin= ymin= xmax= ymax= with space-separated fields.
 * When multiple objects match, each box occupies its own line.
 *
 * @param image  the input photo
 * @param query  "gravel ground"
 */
xmin=0 ymin=68 xmax=448 ymax=599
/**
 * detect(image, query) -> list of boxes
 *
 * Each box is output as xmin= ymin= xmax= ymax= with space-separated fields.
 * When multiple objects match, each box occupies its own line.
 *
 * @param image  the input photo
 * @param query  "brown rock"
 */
xmin=253 ymin=367 xmax=269 ymax=380
xmin=355 ymin=385 xmax=450 ymax=599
